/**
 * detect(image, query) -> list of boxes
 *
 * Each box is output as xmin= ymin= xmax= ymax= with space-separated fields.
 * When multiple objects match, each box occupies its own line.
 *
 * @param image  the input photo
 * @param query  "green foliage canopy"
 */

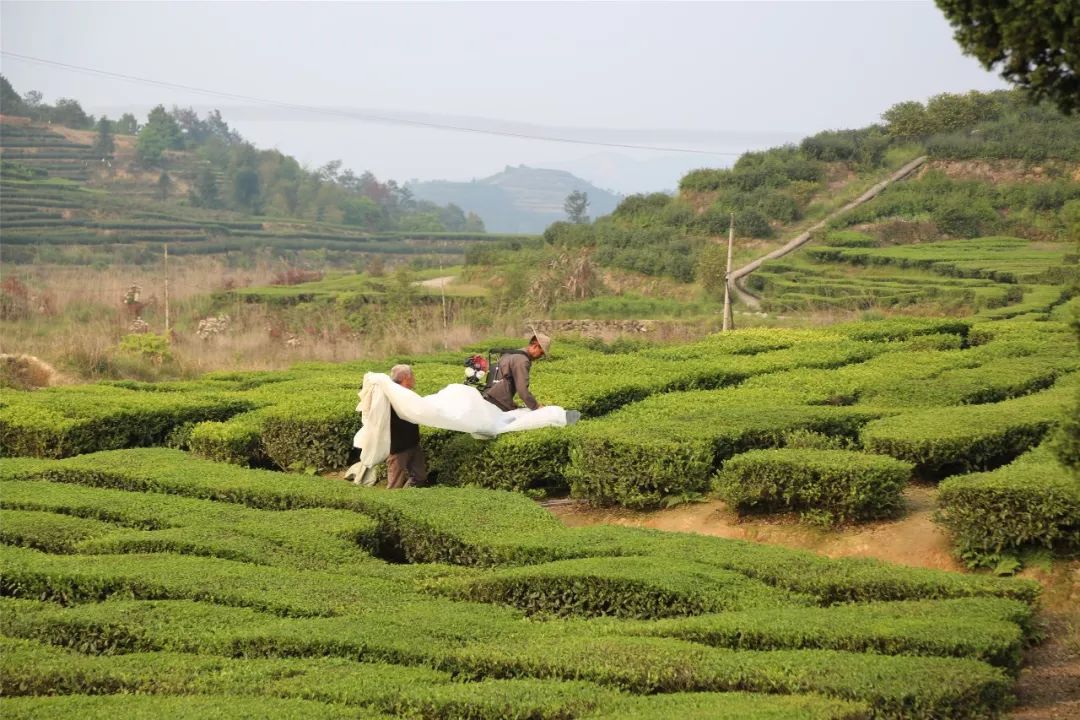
xmin=935 ymin=0 xmax=1080 ymax=114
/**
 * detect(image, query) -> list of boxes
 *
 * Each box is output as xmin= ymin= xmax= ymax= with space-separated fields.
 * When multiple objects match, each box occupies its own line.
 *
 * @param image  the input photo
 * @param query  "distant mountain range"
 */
xmin=408 ymin=165 xmax=622 ymax=234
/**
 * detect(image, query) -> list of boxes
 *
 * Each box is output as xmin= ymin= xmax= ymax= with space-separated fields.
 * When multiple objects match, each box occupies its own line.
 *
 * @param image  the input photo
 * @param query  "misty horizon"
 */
xmin=1 ymin=1 xmax=1008 ymax=193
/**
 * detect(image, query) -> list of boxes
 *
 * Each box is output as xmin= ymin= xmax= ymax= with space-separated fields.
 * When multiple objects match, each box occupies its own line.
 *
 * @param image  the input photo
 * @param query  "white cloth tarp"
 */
xmin=346 ymin=372 xmax=569 ymax=484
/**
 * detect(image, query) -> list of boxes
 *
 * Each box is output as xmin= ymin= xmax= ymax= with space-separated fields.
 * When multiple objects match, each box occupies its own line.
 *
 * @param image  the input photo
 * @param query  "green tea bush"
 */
xmin=861 ymin=380 xmax=1075 ymax=476
xmin=568 ymin=391 xmax=882 ymax=509
xmin=431 ymin=555 xmax=809 ymax=618
xmin=716 ymin=449 xmax=912 ymax=524
xmin=0 ymin=695 xmax=391 ymax=720
xmin=188 ymin=411 xmax=268 ymax=465
xmin=937 ymin=444 xmax=1080 ymax=566
xmin=0 ymin=386 xmax=251 ymax=458
xmin=447 ymin=635 xmax=1010 ymax=719
xmin=632 ymin=596 xmax=1029 ymax=671
xmin=0 ymin=479 xmax=381 ymax=571
xmin=0 ymin=635 xmax=871 ymax=720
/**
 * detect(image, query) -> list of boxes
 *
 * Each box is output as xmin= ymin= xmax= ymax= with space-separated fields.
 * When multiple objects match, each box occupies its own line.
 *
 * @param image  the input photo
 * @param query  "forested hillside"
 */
xmin=0 ymin=75 xmax=489 ymax=241
xmin=539 ymin=90 xmax=1079 ymax=286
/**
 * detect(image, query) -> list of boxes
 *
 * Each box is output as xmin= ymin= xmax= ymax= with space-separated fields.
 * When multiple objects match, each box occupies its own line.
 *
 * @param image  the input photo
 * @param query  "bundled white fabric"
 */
xmin=346 ymin=372 xmax=571 ymax=484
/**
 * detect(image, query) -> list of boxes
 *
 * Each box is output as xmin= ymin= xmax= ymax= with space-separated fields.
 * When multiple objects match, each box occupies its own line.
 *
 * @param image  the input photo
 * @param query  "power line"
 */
xmin=1 ymin=51 xmax=743 ymax=156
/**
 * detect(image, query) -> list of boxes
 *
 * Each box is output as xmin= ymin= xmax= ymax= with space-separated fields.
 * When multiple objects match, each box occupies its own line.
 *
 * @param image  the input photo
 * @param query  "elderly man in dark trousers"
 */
xmin=482 ymin=331 xmax=551 ymax=411
xmin=386 ymin=364 xmax=427 ymax=489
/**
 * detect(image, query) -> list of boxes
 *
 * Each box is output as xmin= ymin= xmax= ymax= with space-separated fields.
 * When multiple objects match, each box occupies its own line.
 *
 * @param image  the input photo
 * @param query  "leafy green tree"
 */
xmin=935 ymin=0 xmax=1079 ymax=114
xmin=136 ymin=105 xmax=183 ymax=166
xmin=696 ymin=243 xmax=729 ymax=299
xmin=0 ymin=75 xmax=27 ymax=116
xmin=882 ymin=100 xmax=934 ymax=137
xmin=115 ymin=113 xmax=140 ymax=135
xmin=464 ymin=211 xmax=486 ymax=232
xmin=22 ymin=89 xmax=42 ymax=110
xmin=205 ymin=109 xmax=240 ymax=144
xmin=564 ymin=190 xmax=590 ymax=224
xmin=341 ymin=196 xmax=383 ymax=229
xmin=171 ymin=106 xmax=210 ymax=146
xmin=92 ymin=116 xmax=115 ymax=160
xmin=156 ymin=171 xmax=172 ymax=201
xmin=925 ymin=92 xmax=982 ymax=132
xmin=399 ymin=212 xmax=445 ymax=232
xmin=51 ymin=98 xmax=92 ymax=128
xmin=231 ymin=167 xmax=261 ymax=212
xmin=189 ymin=166 xmax=220 ymax=208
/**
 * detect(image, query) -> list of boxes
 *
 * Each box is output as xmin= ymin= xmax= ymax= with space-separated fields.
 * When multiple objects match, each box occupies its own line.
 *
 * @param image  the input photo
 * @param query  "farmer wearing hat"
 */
xmin=482 ymin=329 xmax=551 ymax=411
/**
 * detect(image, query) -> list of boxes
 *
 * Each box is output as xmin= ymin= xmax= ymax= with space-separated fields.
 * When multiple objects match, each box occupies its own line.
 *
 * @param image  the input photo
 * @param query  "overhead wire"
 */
xmin=1 ymin=50 xmax=743 ymax=156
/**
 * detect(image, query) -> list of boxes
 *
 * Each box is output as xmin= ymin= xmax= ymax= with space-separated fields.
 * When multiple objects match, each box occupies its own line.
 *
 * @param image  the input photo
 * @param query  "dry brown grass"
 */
xmin=0 ymin=353 xmax=66 ymax=388
xmin=0 ymin=258 xmax=524 ymax=380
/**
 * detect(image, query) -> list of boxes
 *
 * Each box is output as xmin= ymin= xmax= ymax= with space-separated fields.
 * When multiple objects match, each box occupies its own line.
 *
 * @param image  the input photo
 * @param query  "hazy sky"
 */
xmin=0 ymin=1 xmax=1007 ymax=193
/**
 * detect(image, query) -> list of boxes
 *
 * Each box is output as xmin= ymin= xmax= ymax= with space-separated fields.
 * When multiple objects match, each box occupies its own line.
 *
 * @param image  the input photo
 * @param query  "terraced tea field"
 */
xmin=2 ymin=306 xmax=1077 ymax=717
xmin=0 ymin=121 xmax=525 ymax=266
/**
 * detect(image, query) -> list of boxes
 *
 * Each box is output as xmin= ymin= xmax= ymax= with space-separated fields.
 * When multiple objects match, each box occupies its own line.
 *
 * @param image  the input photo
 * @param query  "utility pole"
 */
xmin=163 ymin=240 xmax=169 ymax=334
xmin=722 ymin=213 xmax=735 ymax=332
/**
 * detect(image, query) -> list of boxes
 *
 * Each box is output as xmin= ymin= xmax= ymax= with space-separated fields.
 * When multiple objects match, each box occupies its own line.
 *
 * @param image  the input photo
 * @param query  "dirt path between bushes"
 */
xmin=545 ymin=484 xmax=1080 ymax=718
xmin=416 ymin=275 xmax=456 ymax=289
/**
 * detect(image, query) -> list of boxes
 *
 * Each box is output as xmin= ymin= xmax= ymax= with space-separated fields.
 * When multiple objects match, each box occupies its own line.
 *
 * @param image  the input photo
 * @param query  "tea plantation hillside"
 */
xmin=534 ymin=89 xmax=1078 ymax=314
xmin=0 ymin=110 xmax=523 ymax=268
xmin=4 ymin=311 xmax=1077 ymax=565
xmin=3 ymin=85 xmax=1079 ymax=719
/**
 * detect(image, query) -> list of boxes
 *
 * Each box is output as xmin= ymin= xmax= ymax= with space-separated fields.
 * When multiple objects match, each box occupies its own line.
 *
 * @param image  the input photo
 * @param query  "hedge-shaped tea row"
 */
xmin=0 ymin=600 xmax=1010 ymax=719
xmin=0 ymin=694 xmax=391 ymax=720
xmin=624 ymin=596 xmax=1030 ymax=672
xmin=0 ymin=480 xmax=380 ymax=571
xmin=0 ymin=319 xmax=968 ymax=469
xmin=0 ymin=636 xmax=871 ymax=720
xmin=0 ymin=385 xmax=252 ymax=459
xmin=860 ymin=377 xmax=1077 ymax=476
xmin=715 ymin=448 xmax=912 ymax=524
xmin=0 ymin=449 xmax=617 ymax=568
xmin=430 ymin=555 xmax=812 ymax=618
xmin=566 ymin=389 xmax=886 ymax=508
xmin=0 ymin=449 xmax=1037 ymax=604
xmin=937 ymin=443 xmax=1080 ymax=565
xmin=804 ymin=237 xmax=1070 ymax=283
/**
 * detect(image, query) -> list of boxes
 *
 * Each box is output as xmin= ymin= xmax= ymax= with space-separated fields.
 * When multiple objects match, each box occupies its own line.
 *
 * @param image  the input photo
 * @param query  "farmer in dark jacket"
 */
xmin=387 ymin=364 xmax=427 ymax=489
xmin=482 ymin=331 xmax=551 ymax=411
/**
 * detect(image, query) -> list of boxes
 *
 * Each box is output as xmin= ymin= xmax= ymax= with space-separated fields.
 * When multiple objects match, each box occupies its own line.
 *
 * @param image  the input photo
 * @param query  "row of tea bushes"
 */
xmin=937 ymin=442 xmax=1080 ymax=566
xmin=0 ymin=319 xmax=964 ymax=470
xmin=0 ymin=478 xmax=381 ymax=572
xmin=0 ymin=448 xmax=1041 ymax=717
xmin=0 ymin=598 xmax=1014 ymax=719
xmin=0 ymin=449 xmax=1036 ymax=603
xmin=860 ymin=377 xmax=1076 ymax=477
xmin=715 ymin=448 xmax=912 ymax=524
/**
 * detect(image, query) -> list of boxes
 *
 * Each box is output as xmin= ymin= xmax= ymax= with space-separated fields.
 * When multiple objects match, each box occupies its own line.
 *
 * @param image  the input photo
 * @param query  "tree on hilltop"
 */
xmin=51 ymin=98 xmax=92 ymax=128
xmin=136 ymin=105 xmax=183 ymax=166
xmin=93 ymin=116 xmax=115 ymax=161
xmin=189 ymin=166 xmax=220 ymax=208
xmin=0 ymin=75 xmax=28 ymax=116
xmin=565 ymin=190 xmax=590 ymax=224
xmin=156 ymin=171 xmax=172 ymax=201
xmin=935 ymin=0 xmax=1079 ymax=114
xmin=22 ymin=89 xmax=43 ymax=110
xmin=115 ymin=113 xmax=140 ymax=135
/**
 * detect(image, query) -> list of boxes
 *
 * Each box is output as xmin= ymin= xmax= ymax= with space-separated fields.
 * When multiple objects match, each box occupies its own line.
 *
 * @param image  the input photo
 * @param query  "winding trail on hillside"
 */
xmin=728 ymin=155 xmax=928 ymax=309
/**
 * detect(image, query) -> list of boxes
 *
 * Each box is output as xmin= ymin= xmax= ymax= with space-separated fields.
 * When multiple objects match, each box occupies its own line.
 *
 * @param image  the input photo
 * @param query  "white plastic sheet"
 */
xmin=346 ymin=372 xmax=570 ymax=484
